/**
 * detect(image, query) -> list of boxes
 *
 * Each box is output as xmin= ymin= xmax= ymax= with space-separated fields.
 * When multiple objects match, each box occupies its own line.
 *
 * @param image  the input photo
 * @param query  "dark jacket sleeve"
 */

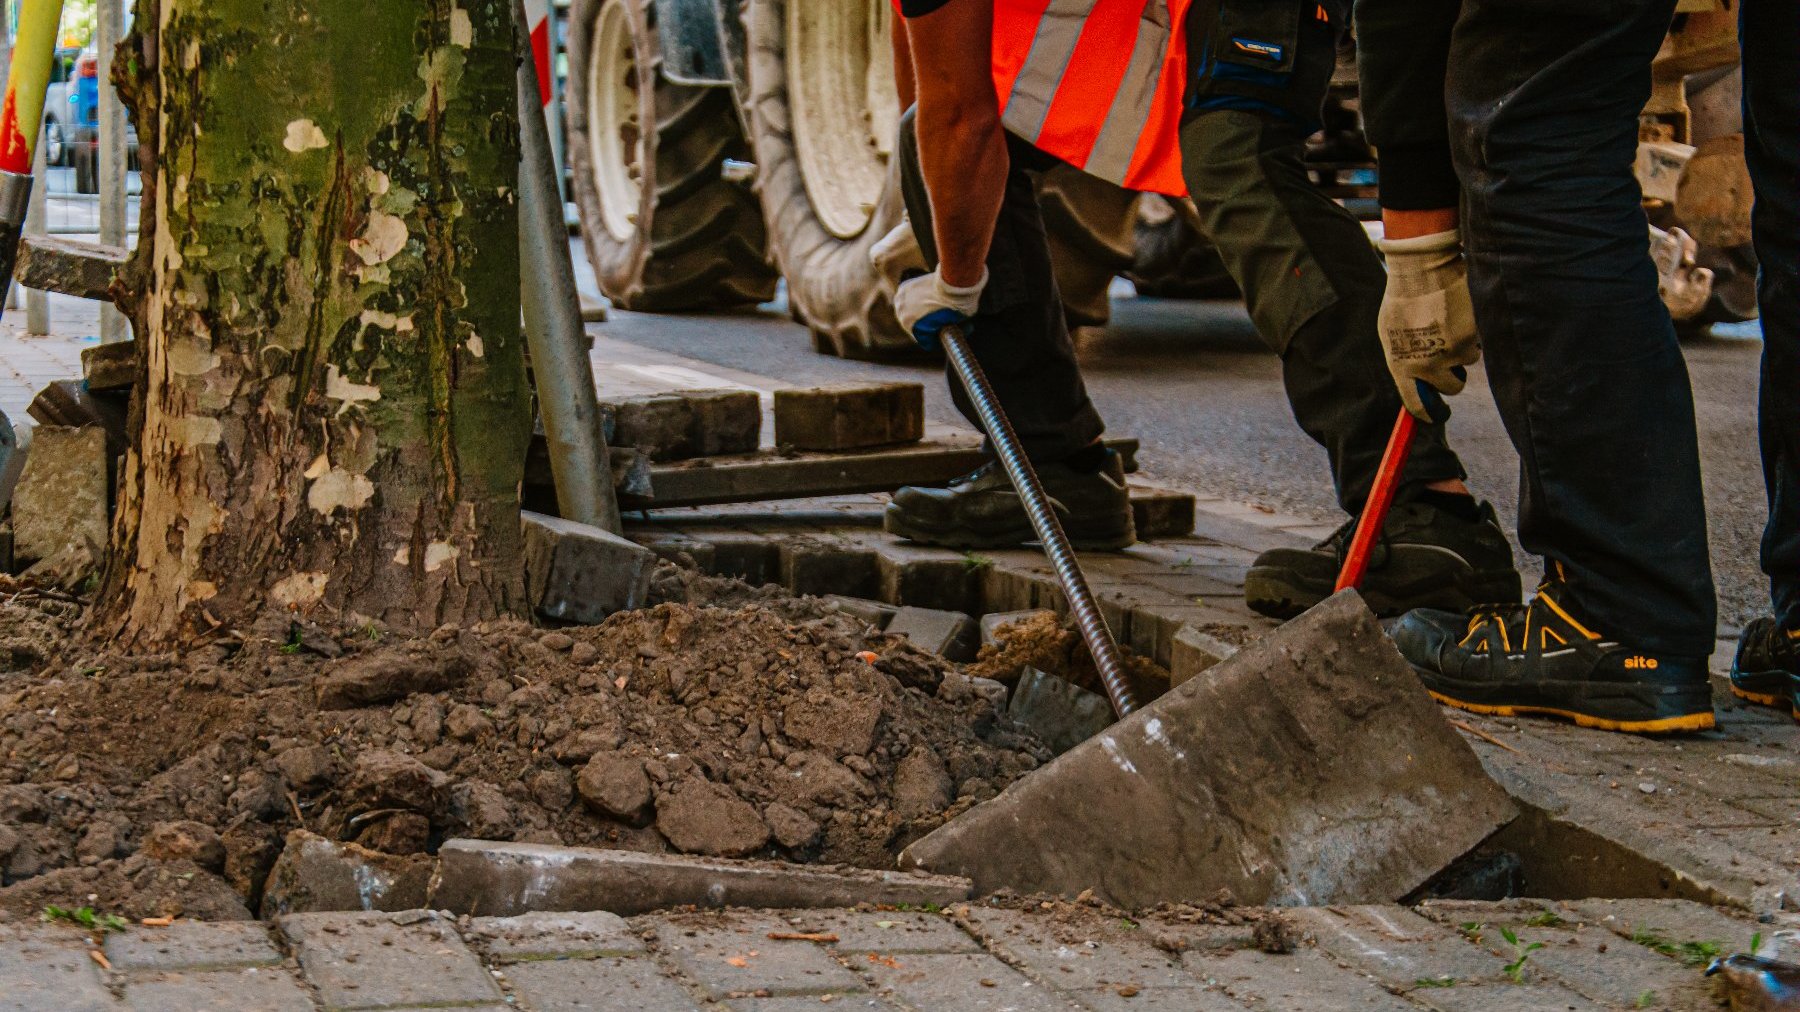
xmin=1354 ymin=0 xmax=1461 ymax=210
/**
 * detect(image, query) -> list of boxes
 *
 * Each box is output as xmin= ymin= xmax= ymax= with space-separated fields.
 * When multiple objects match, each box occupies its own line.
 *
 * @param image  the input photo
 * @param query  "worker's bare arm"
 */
xmin=906 ymin=0 xmax=1008 ymax=289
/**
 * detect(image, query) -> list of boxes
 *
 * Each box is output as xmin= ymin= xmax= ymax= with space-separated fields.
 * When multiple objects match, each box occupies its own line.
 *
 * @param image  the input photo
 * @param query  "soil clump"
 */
xmin=0 ymin=568 xmax=1049 ymax=921
xmin=966 ymin=611 xmax=1171 ymax=700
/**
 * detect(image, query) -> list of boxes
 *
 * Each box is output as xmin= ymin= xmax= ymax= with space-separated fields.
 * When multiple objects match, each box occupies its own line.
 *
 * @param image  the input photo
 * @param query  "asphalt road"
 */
xmin=590 ymin=284 xmax=1770 ymax=634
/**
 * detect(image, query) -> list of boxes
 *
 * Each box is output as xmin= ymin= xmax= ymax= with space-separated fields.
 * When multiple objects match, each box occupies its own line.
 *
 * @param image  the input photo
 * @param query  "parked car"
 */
xmin=69 ymin=48 xmax=139 ymax=193
xmin=39 ymin=47 xmax=80 ymax=167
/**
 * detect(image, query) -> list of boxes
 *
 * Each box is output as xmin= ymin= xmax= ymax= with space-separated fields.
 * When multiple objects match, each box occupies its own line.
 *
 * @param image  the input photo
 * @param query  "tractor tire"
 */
xmin=567 ymin=0 xmax=777 ymax=312
xmin=1125 ymin=195 xmax=1241 ymax=300
xmin=1034 ymin=166 xmax=1138 ymax=330
xmin=744 ymin=0 xmax=913 ymax=360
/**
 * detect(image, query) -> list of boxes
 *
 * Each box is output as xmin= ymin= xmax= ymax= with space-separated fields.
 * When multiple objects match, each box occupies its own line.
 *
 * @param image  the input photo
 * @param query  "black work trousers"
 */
xmin=1386 ymin=0 xmax=1716 ymax=656
xmin=1743 ymin=0 xmax=1800 ymax=628
xmin=895 ymin=3 xmax=1466 ymax=513
xmin=896 ymin=110 xmax=1106 ymax=465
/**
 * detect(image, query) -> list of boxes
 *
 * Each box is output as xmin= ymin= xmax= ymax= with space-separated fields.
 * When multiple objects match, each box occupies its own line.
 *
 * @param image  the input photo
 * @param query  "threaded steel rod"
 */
xmin=941 ymin=326 xmax=1138 ymax=718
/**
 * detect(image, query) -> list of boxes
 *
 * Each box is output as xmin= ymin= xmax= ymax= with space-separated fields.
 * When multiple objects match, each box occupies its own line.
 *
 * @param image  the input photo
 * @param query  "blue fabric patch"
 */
xmin=1229 ymin=36 xmax=1285 ymax=62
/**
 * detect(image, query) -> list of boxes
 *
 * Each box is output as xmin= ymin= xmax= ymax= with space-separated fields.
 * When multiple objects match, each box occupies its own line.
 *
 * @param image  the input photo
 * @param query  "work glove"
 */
xmin=1376 ymin=229 xmax=1481 ymax=421
xmin=870 ymin=218 xmax=927 ymax=294
xmin=1649 ymin=224 xmax=1714 ymax=322
xmin=894 ymin=267 xmax=986 ymax=353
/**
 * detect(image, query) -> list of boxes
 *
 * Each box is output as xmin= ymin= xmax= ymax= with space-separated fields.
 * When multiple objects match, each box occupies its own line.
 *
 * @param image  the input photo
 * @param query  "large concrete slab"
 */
xmin=901 ymin=591 xmax=1517 ymax=908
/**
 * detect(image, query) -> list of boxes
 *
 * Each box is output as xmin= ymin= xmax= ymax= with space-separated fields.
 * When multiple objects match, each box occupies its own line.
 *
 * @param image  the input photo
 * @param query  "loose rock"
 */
xmin=577 ymin=753 xmax=652 ymax=821
xmin=344 ymin=751 xmax=449 ymax=814
xmin=655 ymin=779 xmax=770 ymax=857
xmin=140 ymin=821 xmax=225 ymax=872
xmin=315 ymin=648 xmax=473 ymax=709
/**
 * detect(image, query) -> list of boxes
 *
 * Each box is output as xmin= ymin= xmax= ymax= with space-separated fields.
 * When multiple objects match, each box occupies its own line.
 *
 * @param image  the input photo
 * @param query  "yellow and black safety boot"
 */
xmin=1729 ymin=617 xmax=1800 ymax=719
xmin=1245 ymin=497 xmax=1520 ymax=620
xmin=884 ymin=447 xmax=1135 ymax=551
xmin=1389 ymin=577 xmax=1715 ymax=734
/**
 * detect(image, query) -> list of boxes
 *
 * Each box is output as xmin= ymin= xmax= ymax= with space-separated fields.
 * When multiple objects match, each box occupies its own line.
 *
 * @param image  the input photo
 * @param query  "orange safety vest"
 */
xmin=894 ymin=0 xmax=1190 ymax=196
xmin=992 ymin=0 xmax=1190 ymax=196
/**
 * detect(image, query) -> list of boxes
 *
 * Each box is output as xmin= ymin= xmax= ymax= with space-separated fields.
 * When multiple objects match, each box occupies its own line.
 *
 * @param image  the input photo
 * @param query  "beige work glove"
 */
xmin=1650 ymin=224 xmax=1714 ymax=322
xmin=871 ymin=218 xmax=927 ymax=293
xmin=894 ymin=268 xmax=986 ymax=352
xmin=1376 ymin=229 xmax=1482 ymax=420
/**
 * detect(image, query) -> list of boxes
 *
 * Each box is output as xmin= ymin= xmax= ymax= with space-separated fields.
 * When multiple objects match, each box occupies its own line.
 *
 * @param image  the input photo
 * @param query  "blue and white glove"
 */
xmin=894 ymin=267 xmax=986 ymax=353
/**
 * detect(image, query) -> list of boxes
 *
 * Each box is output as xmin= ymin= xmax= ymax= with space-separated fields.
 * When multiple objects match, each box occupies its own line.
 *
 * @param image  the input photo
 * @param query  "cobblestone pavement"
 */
xmin=0 ymin=897 xmax=1774 ymax=1011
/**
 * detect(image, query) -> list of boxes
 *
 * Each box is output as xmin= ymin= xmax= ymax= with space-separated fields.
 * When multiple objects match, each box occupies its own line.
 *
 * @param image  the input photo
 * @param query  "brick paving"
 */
xmin=626 ymin=484 xmax=1800 ymax=914
xmin=0 ymin=900 xmax=1770 ymax=1010
xmin=3 ymin=307 xmax=1796 ymax=1007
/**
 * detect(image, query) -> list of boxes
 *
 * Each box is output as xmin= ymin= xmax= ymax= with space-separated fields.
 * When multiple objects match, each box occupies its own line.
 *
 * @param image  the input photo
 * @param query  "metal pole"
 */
xmin=940 ymin=326 xmax=1138 ymax=718
xmin=23 ymin=122 xmax=46 ymax=332
xmin=515 ymin=0 xmax=622 ymax=534
xmin=96 ymin=0 xmax=126 ymax=343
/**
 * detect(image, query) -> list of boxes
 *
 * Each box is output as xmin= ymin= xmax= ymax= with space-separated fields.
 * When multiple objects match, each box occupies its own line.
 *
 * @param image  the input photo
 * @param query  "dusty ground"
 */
xmin=0 ymin=568 xmax=1055 ymax=922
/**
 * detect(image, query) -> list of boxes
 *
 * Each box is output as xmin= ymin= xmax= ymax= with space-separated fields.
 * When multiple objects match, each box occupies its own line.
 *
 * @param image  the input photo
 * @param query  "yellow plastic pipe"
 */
xmin=0 ymin=0 xmax=69 ymax=176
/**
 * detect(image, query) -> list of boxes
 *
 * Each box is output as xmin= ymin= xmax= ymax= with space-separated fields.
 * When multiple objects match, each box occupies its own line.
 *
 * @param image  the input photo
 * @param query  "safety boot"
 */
xmin=1389 ymin=576 xmax=1715 ymax=735
xmin=884 ymin=450 xmax=1135 ymax=551
xmin=1244 ymin=498 xmax=1521 ymax=619
xmin=1730 ymin=617 xmax=1800 ymax=719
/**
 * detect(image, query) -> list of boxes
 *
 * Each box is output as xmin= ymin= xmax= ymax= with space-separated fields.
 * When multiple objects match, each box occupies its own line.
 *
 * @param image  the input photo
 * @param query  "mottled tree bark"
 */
xmin=98 ymin=0 xmax=531 ymax=645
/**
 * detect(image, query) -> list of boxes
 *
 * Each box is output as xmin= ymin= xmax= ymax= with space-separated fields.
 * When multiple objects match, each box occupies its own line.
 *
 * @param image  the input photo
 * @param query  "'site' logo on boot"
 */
xmin=1624 ymin=656 xmax=1660 ymax=670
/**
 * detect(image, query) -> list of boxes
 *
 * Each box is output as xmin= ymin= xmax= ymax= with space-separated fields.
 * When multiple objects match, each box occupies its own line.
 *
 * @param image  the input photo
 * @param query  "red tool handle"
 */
xmin=1336 ymin=409 xmax=1419 ymax=593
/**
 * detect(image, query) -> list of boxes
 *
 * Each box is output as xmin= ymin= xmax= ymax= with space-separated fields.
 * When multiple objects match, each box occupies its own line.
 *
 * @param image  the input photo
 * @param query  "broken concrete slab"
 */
xmin=608 ymin=445 xmax=654 ymax=501
xmin=939 ymin=672 xmax=1010 ymax=713
xmin=606 ymin=389 xmax=761 ymax=461
xmin=428 ymin=839 xmax=972 ymax=916
xmin=823 ymin=595 xmax=898 ymax=629
xmin=11 ymin=425 xmax=107 ymax=568
xmin=1008 ymin=665 xmax=1115 ymax=756
xmin=27 ymin=380 xmax=128 ymax=459
xmin=522 ymin=510 xmax=656 ymax=624
xmin=1170 ymin=625 xmax=1238 ymax=688
xmin=81 ymin=340 xmax=136 ymax=392
xmin=259 ymin=830 xmax=434 ymax=917
xmin=773 ymin=382 xmax=925 ymax=451
xmin=885 ymin=606 xmax=979 ymax=662
xmin=902 ymin=591 xmax=1516 ymax=909
xmin=15 ymin=235 xmax=127 ymax=302
xmin=1130 ymin=486 xmax=1197 ymax=540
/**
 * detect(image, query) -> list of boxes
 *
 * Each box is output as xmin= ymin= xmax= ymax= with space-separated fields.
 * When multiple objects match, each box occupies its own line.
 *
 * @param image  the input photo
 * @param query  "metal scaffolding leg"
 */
xmin=515 ymin=0 xmax=622 ymax=534
xmin=23 ymin=128 xmax=46 ymax=333
xmin=97 ymin=0 xmax=127 ymax=343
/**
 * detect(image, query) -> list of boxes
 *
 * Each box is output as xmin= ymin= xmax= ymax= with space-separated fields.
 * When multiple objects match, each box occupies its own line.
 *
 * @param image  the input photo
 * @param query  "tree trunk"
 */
xmin=99 ymin=0 xmax=531 ymax=646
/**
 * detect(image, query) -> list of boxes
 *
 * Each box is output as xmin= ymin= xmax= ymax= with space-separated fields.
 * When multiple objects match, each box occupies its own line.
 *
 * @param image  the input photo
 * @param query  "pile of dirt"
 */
xmin=0 ymin=568 xmax=1050 ymax=921
xmin=966 ymin=611 xmax=1170 ymax=701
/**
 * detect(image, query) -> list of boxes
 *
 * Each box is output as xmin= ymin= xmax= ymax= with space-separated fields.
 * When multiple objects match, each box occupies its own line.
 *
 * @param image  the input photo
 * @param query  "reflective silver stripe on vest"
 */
xmin=1084 ymin=0 xmax=1171 ymax=184
xmin=1002 ymin=0 xmax=1095 ymax=142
